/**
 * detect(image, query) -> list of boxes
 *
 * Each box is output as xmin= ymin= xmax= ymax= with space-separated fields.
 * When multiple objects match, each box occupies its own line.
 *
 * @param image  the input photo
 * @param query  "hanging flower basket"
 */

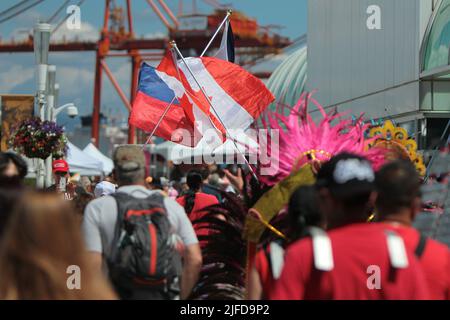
xmin=9 ymin=117 xmax=68 ymax=160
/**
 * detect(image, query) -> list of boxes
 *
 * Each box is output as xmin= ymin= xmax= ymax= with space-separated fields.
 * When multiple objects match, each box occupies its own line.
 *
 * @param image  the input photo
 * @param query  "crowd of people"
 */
xmin=0 ymin=145 xmax=250 ymax=300
xmin=0 ymin=138 xmax=448 ymax=300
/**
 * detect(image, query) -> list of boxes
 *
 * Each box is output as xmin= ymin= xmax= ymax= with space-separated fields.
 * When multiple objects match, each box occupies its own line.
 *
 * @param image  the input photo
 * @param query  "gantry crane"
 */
xmin=0 ymin=0 xmax=291 ymax=146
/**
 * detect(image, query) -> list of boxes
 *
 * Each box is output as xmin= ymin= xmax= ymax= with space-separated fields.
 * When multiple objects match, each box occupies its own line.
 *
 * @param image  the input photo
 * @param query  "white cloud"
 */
xmin=56 ymin=61 xmax=133 ymax=114
xmin=51 ymin=21 xmax=99 ymax=42
xmin=0 ymin=65 xmax=34 ymax=93
xmin=49 ymin=51 xmax=96 ymax=67
xmin=56 ymin=66 xmax=93 ymax=97
xmin=6 ymin=17 xmax=99 ymax=43
xmin=101 ymin=61 xmax=132 ymax=111
xmin=143 ymin=31 xmax=166 ymax=39
xmin=8 ymin=28 xmax=33 ymax=43
xmin=113 ymin=63 xmax=131 ymax=87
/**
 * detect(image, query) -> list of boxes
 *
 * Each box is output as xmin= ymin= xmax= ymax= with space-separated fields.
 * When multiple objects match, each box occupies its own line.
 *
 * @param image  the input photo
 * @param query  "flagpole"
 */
xmin=171 ymin=41 xmax=259 ymax=181
xmin=142 ymin=96 xmax=177 ymax=148
xmin=142 ymin=10 xmax=232 ymax=148
xmin=200 ymin=9 xmax=232 ymax=57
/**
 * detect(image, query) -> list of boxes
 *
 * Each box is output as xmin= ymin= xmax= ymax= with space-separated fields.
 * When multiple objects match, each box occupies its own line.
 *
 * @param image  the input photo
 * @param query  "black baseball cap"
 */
xmin=316 ymin=153 xmax=375 ymax=199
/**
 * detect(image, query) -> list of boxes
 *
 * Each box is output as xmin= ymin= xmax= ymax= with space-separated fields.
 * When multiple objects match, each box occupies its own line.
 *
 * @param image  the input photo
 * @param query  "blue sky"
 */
xmin=0 ymin=0 xmax=307 ymax=130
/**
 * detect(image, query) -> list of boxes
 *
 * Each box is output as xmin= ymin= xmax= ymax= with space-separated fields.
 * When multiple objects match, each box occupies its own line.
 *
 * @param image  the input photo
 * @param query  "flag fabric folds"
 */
xmin=215 ymin=19 xmax=235 ymax=63
xmin=129 ymin=63 xmax=199 ymax=147
xmin=130 ymin=50 xmax=275 ymax=147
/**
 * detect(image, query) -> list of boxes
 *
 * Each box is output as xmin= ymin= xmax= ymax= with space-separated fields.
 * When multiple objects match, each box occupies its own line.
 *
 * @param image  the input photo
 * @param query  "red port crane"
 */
xmin=0 ymin=0 xmax=291 ymax=146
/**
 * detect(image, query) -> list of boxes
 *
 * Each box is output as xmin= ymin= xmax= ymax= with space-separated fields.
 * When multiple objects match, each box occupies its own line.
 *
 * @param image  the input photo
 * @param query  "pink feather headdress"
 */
xmin=257 ymin=92 xmax=385 ymax=186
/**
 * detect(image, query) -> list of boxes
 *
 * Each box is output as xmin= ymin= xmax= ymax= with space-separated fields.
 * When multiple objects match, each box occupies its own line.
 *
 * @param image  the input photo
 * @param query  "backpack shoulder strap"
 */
xmin=145 ymin=191 xmax=166 ymax=208
xmin=268 ymin=241 xmax=285 ymax=280
xmin=308 ymin=227 xmax=334 ymax=271
xmin=414 ymin=233 xmax=428 ymax=258
xmin=110 ymin=192 xmax=135 ymax=220
xmin=385 ymin=230 xmax=409 ymax=269
xmin=108 ymin=192 xmax=135 ymax=264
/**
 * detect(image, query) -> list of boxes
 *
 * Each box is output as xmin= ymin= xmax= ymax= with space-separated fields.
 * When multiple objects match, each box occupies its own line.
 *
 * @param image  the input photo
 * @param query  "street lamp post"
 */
xmin=33 ymin=22 xmax=51 ymax=189
xmin=46 ymin=65 xmax=56 ymax=119
xmin=34 ymin=23 xmax=51 ymax=93
xmin=54 ymin=83 xmax=60 ymax=112
xmin=44 ymin=65 xmax=56 ymax=188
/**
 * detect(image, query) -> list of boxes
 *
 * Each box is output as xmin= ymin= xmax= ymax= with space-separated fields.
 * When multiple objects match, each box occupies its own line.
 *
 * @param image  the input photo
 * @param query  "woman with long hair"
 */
xmin=0 ymin=191 xmax=116 ymax=300
xmin=176 ymin=170 xmax=221 ymax=242
xmin=0 ymin=152 xmax=28 ymax=238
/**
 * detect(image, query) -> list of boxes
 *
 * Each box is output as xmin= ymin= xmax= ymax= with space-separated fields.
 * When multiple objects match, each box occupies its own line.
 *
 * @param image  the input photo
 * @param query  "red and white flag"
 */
xmin=130 ymin=50 xmax=274 ymax=147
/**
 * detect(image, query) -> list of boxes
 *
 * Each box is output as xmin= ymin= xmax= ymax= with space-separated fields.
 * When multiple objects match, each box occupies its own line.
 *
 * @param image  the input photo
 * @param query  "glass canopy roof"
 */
xmin=266 ymin=44 xmax=307 ymax=109
xmin=423 ymin=0 xmax=450 ymax=72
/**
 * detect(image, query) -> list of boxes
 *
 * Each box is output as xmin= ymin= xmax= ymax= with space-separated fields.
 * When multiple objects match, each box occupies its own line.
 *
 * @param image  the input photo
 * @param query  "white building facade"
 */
xmin=306 ymin=0 xmax=449 ymax=149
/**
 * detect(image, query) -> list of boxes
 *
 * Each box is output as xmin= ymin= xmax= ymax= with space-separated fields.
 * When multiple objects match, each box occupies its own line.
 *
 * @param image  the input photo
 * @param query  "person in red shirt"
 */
xmin=375 ymin=160 xmax=450 ymax=300
xmin=176 ymin=170 xmax=220 ymax=243
xmin=249 ymin=185 xmax=323 ymax=300
xmin=270 ymin=153 xmax=430 ymax=300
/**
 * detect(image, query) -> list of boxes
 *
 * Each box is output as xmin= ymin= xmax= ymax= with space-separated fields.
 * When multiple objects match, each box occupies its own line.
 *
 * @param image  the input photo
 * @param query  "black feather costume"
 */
xmin=187 ymin=169 xmax=285 ymax=300
xmin=188 ymin=191 xmax=248 ymax=300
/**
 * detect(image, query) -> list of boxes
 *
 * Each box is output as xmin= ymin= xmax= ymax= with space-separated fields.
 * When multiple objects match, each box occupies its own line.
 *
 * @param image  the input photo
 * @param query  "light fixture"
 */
xmin=53 ymin=103 xmax=79 ymax=120
xmin=33 ymin=23 xmax=51 ymax=92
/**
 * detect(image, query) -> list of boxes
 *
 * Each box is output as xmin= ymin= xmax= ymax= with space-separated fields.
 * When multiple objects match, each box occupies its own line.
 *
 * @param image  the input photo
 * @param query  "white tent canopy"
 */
xmin=67 ymin=141 xmax=104 ymax=176
xmin=153 ymin=131 xmax=260 ymax=164
xmin=83 ymin=143 xmax=114 ymax=175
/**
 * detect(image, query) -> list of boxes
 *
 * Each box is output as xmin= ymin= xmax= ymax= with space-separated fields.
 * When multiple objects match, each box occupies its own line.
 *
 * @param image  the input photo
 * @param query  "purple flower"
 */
xmin=10 ymin=117 xmax=67 ymax=159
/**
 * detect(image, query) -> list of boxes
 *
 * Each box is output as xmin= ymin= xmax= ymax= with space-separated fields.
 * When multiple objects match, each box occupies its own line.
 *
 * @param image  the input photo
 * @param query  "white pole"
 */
xmin=142 ymin=96 xmax=177 ymax=148
xmin=36 ymin=118 xmax=46 ymax=186
xmin=171 ymin=42 xmax=258 ymax=180
xmin=200 ymin=10 xmax=232 ymax=57
xmin=44 ymin=93 xmax=55 ymax=188
xmin=34 ymin=23 xmax=51 ymax=189
xmin=36 ymin=86 xmax=46 ymax=189
xmin=35 ymin=160 xmax=44 ymax=189
xmin=44 ymin=65 xmax=56 ymax=188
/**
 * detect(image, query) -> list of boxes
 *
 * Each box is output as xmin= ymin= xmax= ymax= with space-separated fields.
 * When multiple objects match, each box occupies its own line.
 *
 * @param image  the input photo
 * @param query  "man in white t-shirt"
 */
xmin=83 ymin=145 xmax=202 ymax=299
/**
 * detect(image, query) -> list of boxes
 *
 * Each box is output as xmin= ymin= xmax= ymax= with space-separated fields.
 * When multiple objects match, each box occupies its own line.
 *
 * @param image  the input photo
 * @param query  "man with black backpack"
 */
xmin=83 ymin=145 xmax=202 ymax=300
xmin=375 ymin=160 xmax=450 ymax=300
